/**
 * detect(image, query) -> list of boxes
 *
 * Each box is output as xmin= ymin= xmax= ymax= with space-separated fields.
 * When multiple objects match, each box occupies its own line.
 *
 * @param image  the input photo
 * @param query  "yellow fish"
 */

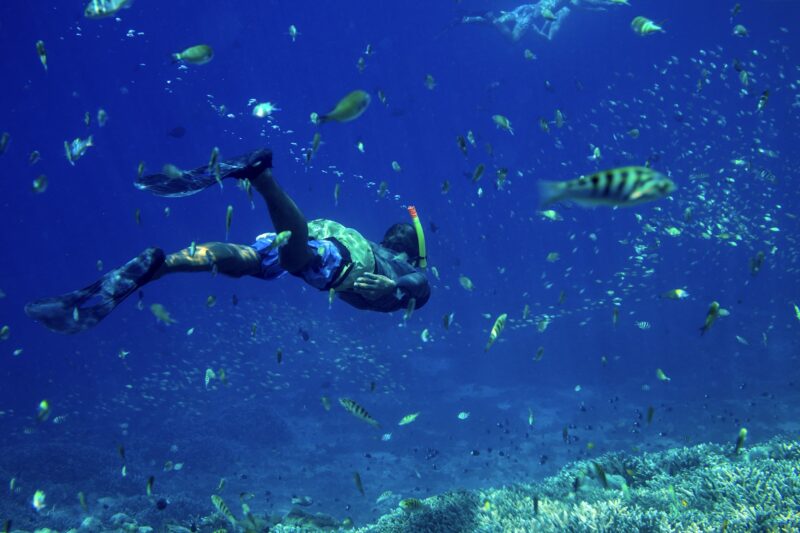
xmin=485 ymin=313 xmax=508 ymax=351
xmin=318 ymin=90 xmax=370 ymax=123
xmin=35 ymin=40 xmax=47 ymax=71
xmin=339 ymin=398 xmax=380 ymax=428
xmin=539 ymin=166 xmax=675 ymax=208
xmin=172 ymin=44 xmax=214 ymax=65
xmin=150 ymin=303 xmax=177 ymax=325
xmin=399 ymin=498 xmax=425 ymax=512
xmin=211 ymin=495 xmax=237 ymax=527
xmin=661 ymin=289 xmax=689 ymax=300
xmin=734 ymin=427 xmax=747 ymax=454
xmin=491 ymin=114 xmax=514 ymax=135
xmin=700 ymin=301 xmax=720 ymax=335
xmin=398 ymin=412 xmax=420 ymax=426
xmin=631 ymin=16 xmax=664 ymax=36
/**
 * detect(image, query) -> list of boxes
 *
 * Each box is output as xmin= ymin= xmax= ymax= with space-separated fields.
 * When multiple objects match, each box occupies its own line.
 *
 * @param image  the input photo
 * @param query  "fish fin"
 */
xmin=537 ymin=180 xmax=563 ymax=207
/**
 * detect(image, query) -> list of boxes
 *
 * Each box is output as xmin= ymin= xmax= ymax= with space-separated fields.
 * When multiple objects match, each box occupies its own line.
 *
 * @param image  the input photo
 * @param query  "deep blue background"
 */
xmin=1 ymin=0 xmax=799 ymax=527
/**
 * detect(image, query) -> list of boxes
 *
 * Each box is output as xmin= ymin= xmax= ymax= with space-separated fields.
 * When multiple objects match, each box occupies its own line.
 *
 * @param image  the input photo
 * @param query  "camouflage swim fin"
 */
xmin=134 ymin=149 xmax=272 ymax=197
xmin=25 ymin=248 xmax=165 ymax=334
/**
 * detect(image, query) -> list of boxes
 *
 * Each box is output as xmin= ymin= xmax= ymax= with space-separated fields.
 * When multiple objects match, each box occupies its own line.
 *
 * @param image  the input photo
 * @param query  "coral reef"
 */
xmin=6 ymin=437 xmax=800 ymax=532
xmin=350 ymin=436 xmax=800 ymax=532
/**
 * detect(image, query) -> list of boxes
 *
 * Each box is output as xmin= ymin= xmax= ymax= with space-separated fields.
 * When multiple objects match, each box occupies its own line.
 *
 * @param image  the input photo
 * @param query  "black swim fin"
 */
xmin=25 ymin=248 xmax=165 ymax=334
xmin=134 ymin=149 xmax=273 ymax=197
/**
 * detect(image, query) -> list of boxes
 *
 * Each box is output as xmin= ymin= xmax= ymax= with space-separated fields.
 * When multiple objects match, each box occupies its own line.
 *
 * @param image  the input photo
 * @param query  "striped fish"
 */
xmin=538 ymin=166 xmax=675 ymax=207
xmin=339 ymin=398 xmax=380 ymax=428
xmin=485 ymin=313 xmax=508 ymax=352
xmin=211 ymin=495 xmax=237 ymax=527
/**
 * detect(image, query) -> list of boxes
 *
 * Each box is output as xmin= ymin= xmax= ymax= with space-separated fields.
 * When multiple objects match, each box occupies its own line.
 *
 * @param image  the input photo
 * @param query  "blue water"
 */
xmin=1 ymin=0 xmax=799 ymax=530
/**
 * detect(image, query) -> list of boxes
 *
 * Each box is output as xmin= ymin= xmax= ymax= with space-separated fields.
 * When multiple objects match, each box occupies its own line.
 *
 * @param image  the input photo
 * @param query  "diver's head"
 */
xmin=381 ymin=223 xmax=419 ymax=264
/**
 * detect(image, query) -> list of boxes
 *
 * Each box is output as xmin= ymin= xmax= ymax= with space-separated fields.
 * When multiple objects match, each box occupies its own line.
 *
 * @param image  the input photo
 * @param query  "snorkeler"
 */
xmin=25 ymin=149 xmax=431 ymax=334
xmin=460 ymin=0 xmax=626 ymax=42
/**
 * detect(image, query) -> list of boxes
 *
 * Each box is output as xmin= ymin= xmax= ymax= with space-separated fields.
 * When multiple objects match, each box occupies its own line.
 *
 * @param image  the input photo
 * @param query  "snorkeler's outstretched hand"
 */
xmin=353 ymin=273 xmax=396 ymax=300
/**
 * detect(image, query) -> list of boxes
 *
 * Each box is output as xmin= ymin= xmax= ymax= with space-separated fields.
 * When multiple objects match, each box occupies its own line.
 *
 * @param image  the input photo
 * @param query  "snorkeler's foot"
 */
xmin=222 ymin=148 xmax=273 ymax=181
xmin=25 ymin=248 xmax=165 ymax=334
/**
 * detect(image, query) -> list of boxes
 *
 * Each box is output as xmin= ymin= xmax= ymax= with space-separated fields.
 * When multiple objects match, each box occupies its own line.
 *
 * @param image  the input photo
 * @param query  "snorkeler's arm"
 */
xmin=342 ymin=271 xmax=429 ymax=313
xmin=394 ymin=272 xmax=430 ymax=309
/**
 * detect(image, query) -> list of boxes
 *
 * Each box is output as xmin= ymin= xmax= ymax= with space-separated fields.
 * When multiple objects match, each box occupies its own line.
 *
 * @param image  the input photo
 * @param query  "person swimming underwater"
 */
xmin=460 ymin=0 xmax=628 ymax=42
xmin=25 ymin=149 xmax=431 ymax=334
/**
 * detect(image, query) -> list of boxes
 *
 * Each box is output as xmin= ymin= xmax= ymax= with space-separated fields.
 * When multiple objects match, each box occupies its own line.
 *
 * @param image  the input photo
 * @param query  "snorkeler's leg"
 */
xmin=249 ymin=169 xmax=314 ymax=274
xmin=25 ymin=242 xmax=263 ymax=334
xmin=152 ymin=242 xmax=261 ymax=279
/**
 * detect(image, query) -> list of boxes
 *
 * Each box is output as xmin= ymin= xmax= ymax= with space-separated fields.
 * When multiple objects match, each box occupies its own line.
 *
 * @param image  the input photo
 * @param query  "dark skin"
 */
xmin=152 ymin=168 xmax=397 ymax=300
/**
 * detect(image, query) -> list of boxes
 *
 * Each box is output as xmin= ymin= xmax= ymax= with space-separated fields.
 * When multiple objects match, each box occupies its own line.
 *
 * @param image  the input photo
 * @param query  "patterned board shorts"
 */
xmin=250 ymin=219 xmax=376 ymax=292
xmin=250 ymin=232 xmax=343 ymax=290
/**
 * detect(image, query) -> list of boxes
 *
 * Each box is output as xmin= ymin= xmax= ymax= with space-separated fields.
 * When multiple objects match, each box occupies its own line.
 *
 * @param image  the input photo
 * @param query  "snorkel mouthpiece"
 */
xmin=407 ymin=205 xmax=427 ymax=269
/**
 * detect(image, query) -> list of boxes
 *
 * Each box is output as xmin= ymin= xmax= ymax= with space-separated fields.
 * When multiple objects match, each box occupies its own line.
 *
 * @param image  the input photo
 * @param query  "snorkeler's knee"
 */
xmin=278 ymin=251 xmax=311 ymax=275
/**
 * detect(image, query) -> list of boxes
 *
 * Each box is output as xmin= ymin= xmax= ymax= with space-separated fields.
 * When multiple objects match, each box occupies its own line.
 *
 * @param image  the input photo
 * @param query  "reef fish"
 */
xmin=211 ymin=495 xmax=237 ymax=527
xmin=538 ymin=166 xmax=675 ymax=208
xmin=485 ymin=313 xmax=508 ymax=351
xmin=399 ymin=498 xmax=425 ymax=512
xmin=353 ymin=472 xmax=365 ymax=496
xmin=318 ymin=90 xmax=371 ymax=124
xmin=631 ymin=16 xmax=664 ymax=36
xmin=339 ymin=397 xmax=380 ymax=427
xmin=84 ymin=0 xmax=134 ymax=19
xmin=150 ymin=303 xmax=177 ymax=325
xmin=35 ymin=41 xmax=47 ymax=71
xmin=172 ymin=45 xmax=214 ymax=65
xmin=492 ymin=114 xmax=514 ymax=135
xmin=661 ymin=289 xmax=689 ymax=300
xmin=398 ymin=412 xmax=420 ymax=426
xmin=700 ymin=301 xmax=721 ymax=335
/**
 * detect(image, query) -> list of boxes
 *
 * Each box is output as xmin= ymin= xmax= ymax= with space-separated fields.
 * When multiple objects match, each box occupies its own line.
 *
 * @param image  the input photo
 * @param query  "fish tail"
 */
xmin=537 ymin=180 xmax=562 ymax=207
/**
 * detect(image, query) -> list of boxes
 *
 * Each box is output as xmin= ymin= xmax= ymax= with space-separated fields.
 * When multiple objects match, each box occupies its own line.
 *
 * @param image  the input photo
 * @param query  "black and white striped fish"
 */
xmin=538 ymin=166 xmax=676 ymax=207
xmin=339 ymin=397 xmax=380 ymax=428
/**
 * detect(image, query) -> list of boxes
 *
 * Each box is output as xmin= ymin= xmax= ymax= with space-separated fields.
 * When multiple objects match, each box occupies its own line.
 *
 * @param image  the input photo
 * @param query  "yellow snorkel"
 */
xmin=407 ymin=205 xmax=427 ymax=268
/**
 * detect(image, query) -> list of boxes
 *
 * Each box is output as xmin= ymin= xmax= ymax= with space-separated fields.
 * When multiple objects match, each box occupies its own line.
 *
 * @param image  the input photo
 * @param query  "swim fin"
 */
xmin=134 ymin=148 xmax=273 ymax=197
xmin=25 ymin=248 xmax=165 ymax=334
